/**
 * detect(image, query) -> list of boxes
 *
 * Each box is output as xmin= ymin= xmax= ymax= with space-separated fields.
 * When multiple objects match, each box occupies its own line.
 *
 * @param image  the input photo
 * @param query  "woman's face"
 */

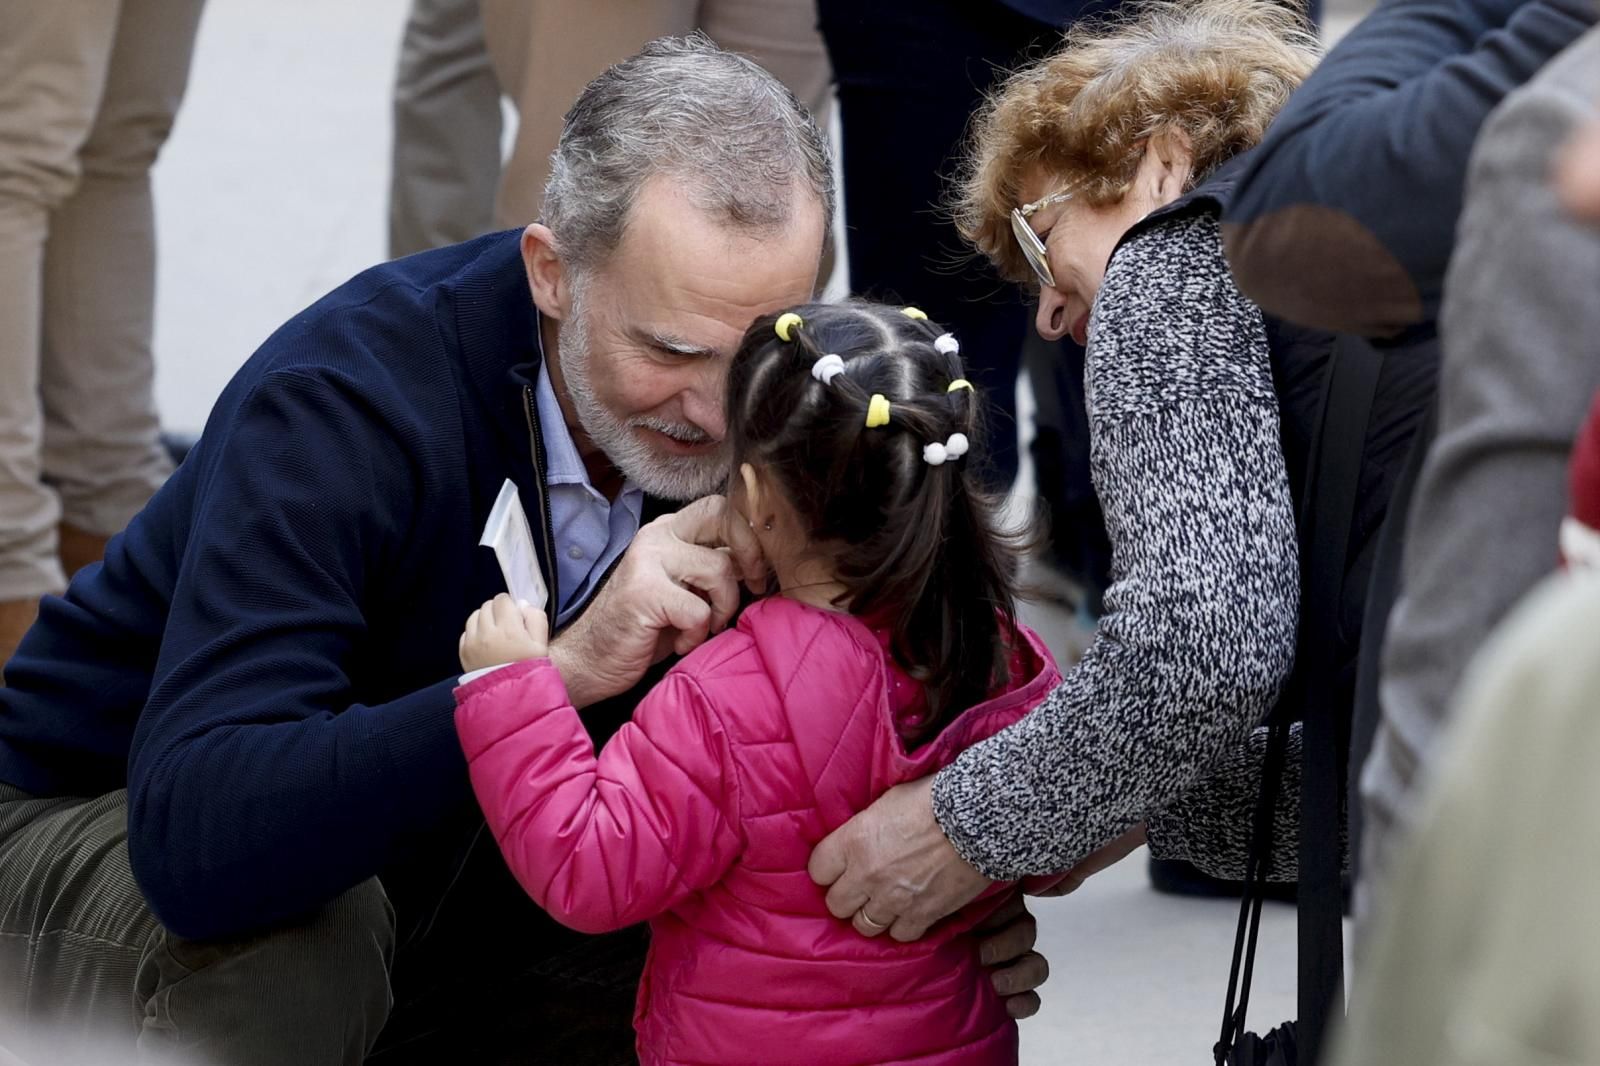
xmin=1017 ymin=139 xmax=1195 ymax=345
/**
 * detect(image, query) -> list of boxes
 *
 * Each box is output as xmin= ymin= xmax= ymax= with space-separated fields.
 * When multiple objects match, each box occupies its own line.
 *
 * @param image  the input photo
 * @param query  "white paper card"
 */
xmin=479 ymin=479 xmax=548 ymax=611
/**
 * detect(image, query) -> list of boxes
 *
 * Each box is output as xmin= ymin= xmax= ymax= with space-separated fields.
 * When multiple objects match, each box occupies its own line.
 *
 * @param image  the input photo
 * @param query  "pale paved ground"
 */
xmin=146 ymin=1 xmax=1382 ymax=1059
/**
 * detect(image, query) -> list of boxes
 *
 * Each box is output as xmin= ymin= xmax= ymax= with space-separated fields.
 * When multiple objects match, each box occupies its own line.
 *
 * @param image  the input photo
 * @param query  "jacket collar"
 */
xmin=437 ymin=230 xmax=544 ymax=446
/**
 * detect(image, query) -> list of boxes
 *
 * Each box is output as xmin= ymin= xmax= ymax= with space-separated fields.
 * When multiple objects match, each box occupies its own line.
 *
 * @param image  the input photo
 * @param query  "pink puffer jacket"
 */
xmin=455 ymin=596 xmax=1061 ymax=1066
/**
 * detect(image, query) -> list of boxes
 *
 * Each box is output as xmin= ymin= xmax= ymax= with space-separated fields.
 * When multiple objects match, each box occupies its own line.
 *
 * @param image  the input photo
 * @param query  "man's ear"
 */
xmin=521 ymin=223 xmax=570 ymax=322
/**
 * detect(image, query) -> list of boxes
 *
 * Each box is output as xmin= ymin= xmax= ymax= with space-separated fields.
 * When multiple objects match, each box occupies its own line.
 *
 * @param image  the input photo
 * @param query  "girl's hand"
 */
xmin=460 ymin=593 xmax=550 ymax=672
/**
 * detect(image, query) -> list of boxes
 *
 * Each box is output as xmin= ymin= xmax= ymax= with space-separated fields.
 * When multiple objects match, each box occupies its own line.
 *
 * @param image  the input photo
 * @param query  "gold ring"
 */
xmin=857 ymin=908 xmax=889 ymax=931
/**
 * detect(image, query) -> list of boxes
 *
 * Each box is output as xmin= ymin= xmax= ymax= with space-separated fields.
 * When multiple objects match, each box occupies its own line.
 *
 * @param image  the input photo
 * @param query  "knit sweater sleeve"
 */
xmin=931 ymin=212 xmax=1300 ymax=881
xmin=1145 ymin=723 xmax=1308 ymax=882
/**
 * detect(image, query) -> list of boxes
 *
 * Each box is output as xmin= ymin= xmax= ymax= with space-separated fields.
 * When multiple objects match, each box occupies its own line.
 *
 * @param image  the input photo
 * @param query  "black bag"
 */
xmin=1214 ymin=336 xmax=1382 ymax=1066
xmin=1227 ymin=1023 xmax=1300 ymax=1066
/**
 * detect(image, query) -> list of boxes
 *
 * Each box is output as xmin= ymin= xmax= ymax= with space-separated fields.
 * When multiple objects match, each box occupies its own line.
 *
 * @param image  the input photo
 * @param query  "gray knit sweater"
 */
xmin=932 ymin=211 xmax=1303 ymax=882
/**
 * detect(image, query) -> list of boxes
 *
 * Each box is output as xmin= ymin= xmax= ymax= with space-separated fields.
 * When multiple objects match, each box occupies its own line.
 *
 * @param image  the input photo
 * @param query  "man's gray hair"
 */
xmin=543 ymin=33 xmax=835 ymax=272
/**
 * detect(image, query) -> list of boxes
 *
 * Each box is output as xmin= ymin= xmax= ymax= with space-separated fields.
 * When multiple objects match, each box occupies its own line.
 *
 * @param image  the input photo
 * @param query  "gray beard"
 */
xmin=557 ymin=291 xmax=728 ymax=502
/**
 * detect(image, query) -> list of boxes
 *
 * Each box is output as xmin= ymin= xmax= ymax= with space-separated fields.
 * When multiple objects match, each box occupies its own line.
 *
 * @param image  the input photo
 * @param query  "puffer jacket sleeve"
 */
xmin=455 ymin=659 xmax=745 ymax=934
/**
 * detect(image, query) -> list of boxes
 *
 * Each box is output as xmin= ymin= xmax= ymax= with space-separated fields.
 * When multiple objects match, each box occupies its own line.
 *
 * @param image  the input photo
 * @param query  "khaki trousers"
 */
xmin=0 ymin=0 xmax=200 ymax=601
xmin=477 ymin=0 xmax=834 ymax=230
xmin=388 ymin=0 xmax=504 ymax=258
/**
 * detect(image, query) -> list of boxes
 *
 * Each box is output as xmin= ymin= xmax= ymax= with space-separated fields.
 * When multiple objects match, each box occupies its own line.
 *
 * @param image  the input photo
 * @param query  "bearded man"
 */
xmin=0 ymin=35 xmax=1046 ymax=1066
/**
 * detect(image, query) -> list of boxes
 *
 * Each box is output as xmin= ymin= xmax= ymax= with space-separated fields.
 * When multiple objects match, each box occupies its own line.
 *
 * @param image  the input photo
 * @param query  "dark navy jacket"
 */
xmin=1223 ymin=0 xmax=1597 ymax=337
xmin=0 ymin=232 xmax=636 ymax=941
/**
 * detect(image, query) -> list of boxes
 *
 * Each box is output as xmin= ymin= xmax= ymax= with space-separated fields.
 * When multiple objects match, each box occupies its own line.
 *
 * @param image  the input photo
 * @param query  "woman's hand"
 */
xmin=807 ymin=776 xmax=992 ymax=942
xmin=460 ymin=593 xmax=549 ymax=672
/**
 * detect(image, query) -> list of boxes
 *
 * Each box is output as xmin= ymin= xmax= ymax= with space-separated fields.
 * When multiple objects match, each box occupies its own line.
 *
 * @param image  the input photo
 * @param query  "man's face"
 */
xmin=555 ymin=178 xmax=825 ymax=502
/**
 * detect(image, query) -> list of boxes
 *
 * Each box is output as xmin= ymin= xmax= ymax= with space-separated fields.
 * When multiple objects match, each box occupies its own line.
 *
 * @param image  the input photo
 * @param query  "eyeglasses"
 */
xmin=1009 ymin=176 xmax=1094 ymax=290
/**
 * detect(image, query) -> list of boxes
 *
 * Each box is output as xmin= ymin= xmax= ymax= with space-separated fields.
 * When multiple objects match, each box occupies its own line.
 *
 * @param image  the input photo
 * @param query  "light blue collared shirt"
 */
xmin=533 ymin=358 xmax=645 ymax=627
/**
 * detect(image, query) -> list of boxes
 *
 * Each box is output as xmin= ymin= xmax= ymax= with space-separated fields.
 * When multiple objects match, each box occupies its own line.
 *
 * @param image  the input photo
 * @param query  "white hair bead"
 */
xmin=944 ymin=432 xmax=969 ymax=458
xmin=811 ymin=353 xmax=846 ymax=385
xmin=934 ymin=333 xmax=960 ymax=356
xmin=922 ymin=442 xmax=948 ymax=466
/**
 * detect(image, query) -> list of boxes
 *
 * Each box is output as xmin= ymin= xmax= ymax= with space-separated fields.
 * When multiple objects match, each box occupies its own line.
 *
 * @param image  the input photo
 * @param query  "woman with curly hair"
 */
xmin=809 ymin=0 xmax=1429 ymax=946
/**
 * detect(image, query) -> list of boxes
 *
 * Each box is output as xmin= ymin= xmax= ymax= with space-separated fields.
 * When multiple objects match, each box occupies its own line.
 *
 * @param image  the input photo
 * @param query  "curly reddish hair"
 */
xmin=955 ymin=0 xmax=1319 ymax=283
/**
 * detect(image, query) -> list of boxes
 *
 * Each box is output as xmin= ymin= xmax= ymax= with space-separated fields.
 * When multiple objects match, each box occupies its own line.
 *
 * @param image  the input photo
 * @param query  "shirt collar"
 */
xmin=533 ymin=359 xmax=590 ymax=489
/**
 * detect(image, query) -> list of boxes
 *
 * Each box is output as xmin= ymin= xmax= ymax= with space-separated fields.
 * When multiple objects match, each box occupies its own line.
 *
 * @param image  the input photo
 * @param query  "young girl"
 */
xmin=454 ymin=301 xmax=1060 ymax=1065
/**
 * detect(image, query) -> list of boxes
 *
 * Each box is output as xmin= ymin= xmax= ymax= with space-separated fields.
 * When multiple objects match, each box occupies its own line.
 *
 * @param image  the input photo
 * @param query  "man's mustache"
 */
xmin=629 ymin=416 xmax=716 ymax=447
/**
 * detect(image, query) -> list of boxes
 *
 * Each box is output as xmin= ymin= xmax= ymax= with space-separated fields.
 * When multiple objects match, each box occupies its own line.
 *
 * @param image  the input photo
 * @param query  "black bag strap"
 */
xmin=1297 ymin=335 xmax=1381 ymax=1058
xmin=1216 ymin=335 xmax=1382 ymax=1065
xmin=1214 ymin=716 xmax=1293 ymax=1064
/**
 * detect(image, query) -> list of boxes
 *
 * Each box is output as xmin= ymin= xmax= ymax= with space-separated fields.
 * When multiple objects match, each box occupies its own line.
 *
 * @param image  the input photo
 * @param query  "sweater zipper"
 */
xmin=420 ymin=385 xmax=567 ymax=951
xmin=522 ymin=384 xmax=561 ymax=629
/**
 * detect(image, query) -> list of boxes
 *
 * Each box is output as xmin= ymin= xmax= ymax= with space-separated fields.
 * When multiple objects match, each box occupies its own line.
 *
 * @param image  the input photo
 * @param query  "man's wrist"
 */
xmin=547 ymin=631 xmax=598 ymax=709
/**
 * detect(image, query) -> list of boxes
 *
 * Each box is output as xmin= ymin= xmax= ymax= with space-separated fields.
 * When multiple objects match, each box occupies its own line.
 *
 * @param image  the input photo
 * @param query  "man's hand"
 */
xmin=975 ymin=894 xmax=1050 ymax=1019
xmin=460 ymin=593 xmax=549 ymax=672
xmin=807 ymin=775 xmax=992 ymax=943
xmin=549 ymin=495 xmax=767 ymax=708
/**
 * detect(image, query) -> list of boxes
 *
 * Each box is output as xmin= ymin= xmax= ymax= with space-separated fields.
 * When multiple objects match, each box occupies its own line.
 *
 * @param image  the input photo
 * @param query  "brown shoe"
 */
xmin=0 ymin=598 xmax=40 ymax=686
xmin=58 ymin=523 xmax=111 ymax=580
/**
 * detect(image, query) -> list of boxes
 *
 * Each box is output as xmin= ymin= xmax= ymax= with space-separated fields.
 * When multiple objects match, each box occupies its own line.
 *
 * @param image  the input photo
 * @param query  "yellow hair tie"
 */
xmin=775 ymin=312 xmax=804 ymax=342
xmin=947 ymin=379 xmax=974 ymax=394
xmin=866 ymin=394 xmax=892 ymax=428
xmin=900 ymin=307 xmax=928 ymax=321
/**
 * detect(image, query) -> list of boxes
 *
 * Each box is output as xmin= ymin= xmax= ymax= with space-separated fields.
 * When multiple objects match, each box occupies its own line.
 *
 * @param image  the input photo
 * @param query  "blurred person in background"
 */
xmin=388 ymin=0 xmax=834 ymax=259
xmin=816 ymin=0 xmax=1122 ymax=499
xmin=0 ymin=0 xmax=208 ymax=675
xmin=1219 ymin=0 xmax=1597 ymax=915
xmin=1325 ymin=28 xmax=1600 ymax=1061
xmin=388 ymin=0 xmax=502 ymax=256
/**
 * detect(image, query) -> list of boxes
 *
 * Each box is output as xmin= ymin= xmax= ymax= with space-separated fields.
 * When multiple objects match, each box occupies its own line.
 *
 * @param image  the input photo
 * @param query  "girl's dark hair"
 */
xmin=727 ymin=300 xmax=1027 ymax=740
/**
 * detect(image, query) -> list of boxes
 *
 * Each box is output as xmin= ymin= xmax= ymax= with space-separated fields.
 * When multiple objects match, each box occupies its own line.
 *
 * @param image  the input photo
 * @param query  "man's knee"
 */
xmin=139 ymin=879 xmax=396 ymax=1065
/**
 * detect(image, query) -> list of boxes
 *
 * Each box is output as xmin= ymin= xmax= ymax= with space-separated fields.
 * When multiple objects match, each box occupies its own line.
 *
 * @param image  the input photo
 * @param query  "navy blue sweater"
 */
xmin=1223 ymin=0 xmax=1596 ymax=337
xmin=0 ymin=232 xmax=573 ymax=940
